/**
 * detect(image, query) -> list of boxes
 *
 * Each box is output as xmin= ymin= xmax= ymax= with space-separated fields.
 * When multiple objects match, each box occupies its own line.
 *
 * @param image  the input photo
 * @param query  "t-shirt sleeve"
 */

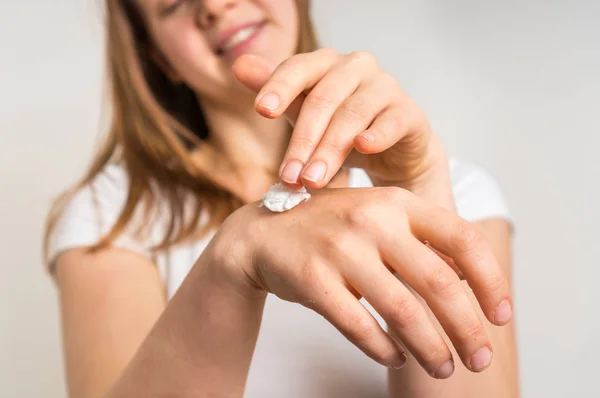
xmin=46 ymin=165 xmax=150 ymax=271
xmin=450 ymin=158 xmax=513 ymax=226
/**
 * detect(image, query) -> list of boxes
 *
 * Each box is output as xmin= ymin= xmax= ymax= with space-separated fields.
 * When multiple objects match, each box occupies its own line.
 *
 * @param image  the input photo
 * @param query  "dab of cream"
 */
xmin=259 ymin=183 xmax=311 ymax=212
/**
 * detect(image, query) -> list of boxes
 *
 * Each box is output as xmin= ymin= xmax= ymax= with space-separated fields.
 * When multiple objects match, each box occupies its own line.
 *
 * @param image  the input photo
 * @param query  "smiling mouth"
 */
xmin=216 ymin=21 xmax=267 ymax=56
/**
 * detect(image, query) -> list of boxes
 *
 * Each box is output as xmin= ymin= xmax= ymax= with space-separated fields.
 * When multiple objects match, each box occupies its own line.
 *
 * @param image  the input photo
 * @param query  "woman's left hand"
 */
xmin=233 ymin=49 xmax=445 ymax=191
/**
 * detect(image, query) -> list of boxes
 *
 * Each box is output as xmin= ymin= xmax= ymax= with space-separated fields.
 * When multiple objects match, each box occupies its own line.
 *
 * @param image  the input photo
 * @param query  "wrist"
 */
xmin=409 ymin=151 xmax=455 ymax=211
xmin=203 ymin=221 xmax=268 ymax=301
xmin=371 ymin=137 xmax=455 ymax=211
xmin=110 ymin=227 xmax=267 ymax=397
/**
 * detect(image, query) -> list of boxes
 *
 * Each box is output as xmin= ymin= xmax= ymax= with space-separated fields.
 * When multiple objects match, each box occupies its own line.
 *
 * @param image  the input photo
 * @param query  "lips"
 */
xmin=214 ymin=20 xmax=266 ymax=56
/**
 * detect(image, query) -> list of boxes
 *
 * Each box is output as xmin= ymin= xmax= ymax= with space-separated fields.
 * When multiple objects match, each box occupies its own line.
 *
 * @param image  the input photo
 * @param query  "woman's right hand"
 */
xmin=210 ymin=186 xmax=512 ymax=379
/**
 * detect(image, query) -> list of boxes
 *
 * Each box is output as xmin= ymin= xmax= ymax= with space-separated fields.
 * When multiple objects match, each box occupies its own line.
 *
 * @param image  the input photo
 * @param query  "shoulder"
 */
xmin=348 ymin=158 xmax=512 ymax=224
xmin=70 ymin=164 xmax=130 ymax=212
xmin=47 ymin=164 xmax=149 ymax=269
xmin=56 ymin=164 xmax=130 ymax=228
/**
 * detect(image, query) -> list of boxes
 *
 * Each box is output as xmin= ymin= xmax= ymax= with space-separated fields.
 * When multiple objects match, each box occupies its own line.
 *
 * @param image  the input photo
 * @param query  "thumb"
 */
xmin=232 ymin=54 xmax=274 ymax=93
xmin=231 ymin=54 xmax=304 ymax=125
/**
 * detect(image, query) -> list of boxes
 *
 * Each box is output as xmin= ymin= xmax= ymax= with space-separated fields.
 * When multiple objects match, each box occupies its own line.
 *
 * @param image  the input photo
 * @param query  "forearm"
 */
xmin=388 ymin=220 xmax=519 ymax=397
xmin=371 ymin=140 xmax=520 ymax=395
xmin=106 ymin=249 xmax=267 ymax=398
xmin=388 ymin=284 xmax=519 ymax=398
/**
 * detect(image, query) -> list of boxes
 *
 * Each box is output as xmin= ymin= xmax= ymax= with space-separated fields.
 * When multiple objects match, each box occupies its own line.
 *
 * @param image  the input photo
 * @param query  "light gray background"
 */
xmin=1 ymin=1 xmax=598 ymax=397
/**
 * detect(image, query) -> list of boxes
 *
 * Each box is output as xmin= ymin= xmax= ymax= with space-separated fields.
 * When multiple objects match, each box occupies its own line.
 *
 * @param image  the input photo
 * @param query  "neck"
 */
xmin=200 ymin=97 xmax=290 ymax=173
xmin=193 ymin=95 xmax=291 ymax=203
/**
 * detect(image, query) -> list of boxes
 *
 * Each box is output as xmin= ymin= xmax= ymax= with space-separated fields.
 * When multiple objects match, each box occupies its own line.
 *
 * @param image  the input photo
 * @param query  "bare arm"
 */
xmin=55 ymin=244 xmax=266 ymax=398
xmin=55 ymin=187 xmax=515 ymax=397
xmin=55 ymin=248 xmax=166 ymax=397
xmin=389 ymin=218 xmax=519 ymax=398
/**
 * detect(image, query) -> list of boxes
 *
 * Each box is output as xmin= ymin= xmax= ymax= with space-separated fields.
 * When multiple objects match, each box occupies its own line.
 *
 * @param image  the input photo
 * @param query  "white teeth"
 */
xmin=221 ymin=25 xmax=259 ymax=52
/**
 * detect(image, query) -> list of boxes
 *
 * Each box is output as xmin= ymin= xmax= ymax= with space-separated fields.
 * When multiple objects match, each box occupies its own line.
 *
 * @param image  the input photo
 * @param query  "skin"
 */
xmin=389 ymin=219 xmax=519 ymax=397
xmin=53 ymin=0 xmax=519 ymax=396
xmin=57 ymin=193 xmax=517 ymax=398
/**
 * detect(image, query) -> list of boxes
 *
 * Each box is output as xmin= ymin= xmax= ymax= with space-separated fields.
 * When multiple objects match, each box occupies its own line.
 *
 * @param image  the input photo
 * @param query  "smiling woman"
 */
xmin=44 ymin=1 xmax=518 ymax=397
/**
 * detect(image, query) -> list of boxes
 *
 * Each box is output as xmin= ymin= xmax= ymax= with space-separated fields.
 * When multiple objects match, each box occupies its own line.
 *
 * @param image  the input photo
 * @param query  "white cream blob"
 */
xmin=259 ymin=183 xmax=311 ymax=212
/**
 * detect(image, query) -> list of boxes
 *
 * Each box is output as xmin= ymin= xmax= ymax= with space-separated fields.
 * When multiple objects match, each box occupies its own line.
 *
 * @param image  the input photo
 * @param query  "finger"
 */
xmin=353 ymin=104 xmax=409 ymax=156
xmin=341 ymin=251 xmax=455 ymax=379
xmin=409 ymin=203 xmax=513 ymax=326
xmin=383 ymin=237 xmax=493 ymax=372
xmin=424 ymin=240 xmax=464 ymax=279
xmin=231 ymin=54 xmax=275 ymax=93
xmin=281 ymin=52 xmax=377 ymax=186
xmin=300 ymin=73 xmax=395 ymax=188
xmin=253 ymin=48 xmax=341 ymax=119
xmin=309 ymin=281 xmax=407 ymax=369
xmin=231 ymin=54 xmax=304 ymax=126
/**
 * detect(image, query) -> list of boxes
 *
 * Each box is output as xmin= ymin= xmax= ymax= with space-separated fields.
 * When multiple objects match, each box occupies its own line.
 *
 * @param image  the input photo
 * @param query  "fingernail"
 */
xmin=470 ymin=346 xmax=493 ymax=372
xmin=257 ymin=92 xmax=280 ymax=112
xmin=302 ymin=161 xmax=327 ymax=183
xmin=432 ymin=359 xmax=455 ymax=379
xmin=281 ymin=160 xmax=304 ymax=184
xmin=494 ymin=299 xmax=513 ymax=325
xmin=358 ymin=133 xmax=374 ymax=143
xmin=391 ymin=352 xmax=407 ymax=369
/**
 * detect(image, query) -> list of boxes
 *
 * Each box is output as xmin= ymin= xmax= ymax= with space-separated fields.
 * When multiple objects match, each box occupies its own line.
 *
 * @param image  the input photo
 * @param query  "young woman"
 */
xmin=45 ymin=0 xmax=519 ymax=396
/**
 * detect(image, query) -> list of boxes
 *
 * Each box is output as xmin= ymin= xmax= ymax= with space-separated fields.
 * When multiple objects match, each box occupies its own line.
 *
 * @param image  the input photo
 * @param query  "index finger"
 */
xmin=231 ymin=54 xmax=305 ymax=126
xmin=233 ymin=51 xmax=342 ymax=187
xmin=408 ymin=203 xmax=513 ymax=326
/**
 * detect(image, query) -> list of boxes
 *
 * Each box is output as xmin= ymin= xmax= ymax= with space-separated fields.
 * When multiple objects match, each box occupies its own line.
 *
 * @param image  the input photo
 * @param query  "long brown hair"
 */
xmin=44 ymin=0 xmax=318 ymax=261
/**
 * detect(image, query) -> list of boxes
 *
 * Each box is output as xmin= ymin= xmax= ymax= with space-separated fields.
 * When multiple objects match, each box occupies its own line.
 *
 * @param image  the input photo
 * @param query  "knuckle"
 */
xmin=366 ymin=111 xmax=403 ymax=140
xmin=321 ymin=230 xmax=339 ymax=249
xmin=452 ymin=220 xmax=484 ymax=255
xmin=296 ymin=256 xmax=321 ymax=287
xmin=266 ymin=77 xmax=296 ymax=97
xmin=389 ymin=294 xmax=421 ymax=329
xmin=459 ymin=321 xmax=486 ymax=342
xmin=322 ymin=230 xmax=355 ymax=258
xmin=338 ymin=100 xmax=369 ymax=123
xmin=333 ymin=230 xmax=357 ymax=253
xmin=345 ymin=202 xmax=376 ymax=230
xmin=305 ymin=90 xmax=337 ymax=110
xmin=365 ymin=124 xmax=385 ymax=139
xmin=278 ymin=56 xmax=302 ymax=75
xmin=317 ymin=47 xmax=340 ymax=58
xmin=269 ymin=60 xmax=304 ymax=89
xmin=345 ymin=188 xmax=408 ymax=229
xmin=420 ymin=345 xmax=446 ymax=367
xmin=288 ymin=135 xmax=318 ymax=151
xmin=386 ymin=108 xmax=405 ymax=131
xmin=425 ymin=266 xmax=461 ymax=299
xmin=371 ymin=347 xmax=398 ymax=367
xmin=486 ymin=272 xmax=508 ymax=294
xmin=347 ymin=51 xmax=377 ymax=66
xmin=349 ymin=313 xmax=377 ymax=344
xmin=378 ymin=186 xmax=407 ymax=204
xmin=319 ymin=139 xmax=344 ymax=158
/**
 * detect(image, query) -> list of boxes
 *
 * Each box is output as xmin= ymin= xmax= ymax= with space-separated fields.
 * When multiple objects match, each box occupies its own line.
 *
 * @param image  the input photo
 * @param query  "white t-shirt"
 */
xmin=48 ymin=158 xmax=511 ymax=397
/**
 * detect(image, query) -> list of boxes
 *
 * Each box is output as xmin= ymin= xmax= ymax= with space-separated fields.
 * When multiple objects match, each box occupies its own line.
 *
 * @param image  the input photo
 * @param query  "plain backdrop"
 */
xmin=1 ymin=1 xmax=598 ymax=397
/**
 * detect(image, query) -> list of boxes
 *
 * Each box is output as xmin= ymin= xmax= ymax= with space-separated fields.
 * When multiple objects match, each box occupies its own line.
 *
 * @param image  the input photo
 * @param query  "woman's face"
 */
xmin=135 ymin=0 xmax=299 ymax=103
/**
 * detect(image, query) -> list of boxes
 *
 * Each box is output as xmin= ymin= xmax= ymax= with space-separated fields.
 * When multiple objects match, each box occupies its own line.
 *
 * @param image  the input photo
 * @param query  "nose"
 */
xmin=198 ymin=0 xmax=238 ymax=28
